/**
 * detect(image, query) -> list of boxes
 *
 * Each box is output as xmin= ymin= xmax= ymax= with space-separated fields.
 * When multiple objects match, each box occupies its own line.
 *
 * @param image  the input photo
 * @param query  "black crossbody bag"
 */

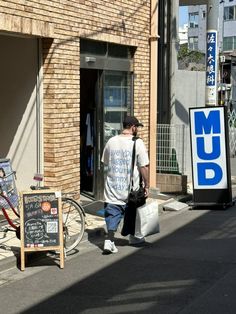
xmin=121 ymin=137 xmax=146 ymax=236
xmin=127 ymin=137 xmax=146 ymax=208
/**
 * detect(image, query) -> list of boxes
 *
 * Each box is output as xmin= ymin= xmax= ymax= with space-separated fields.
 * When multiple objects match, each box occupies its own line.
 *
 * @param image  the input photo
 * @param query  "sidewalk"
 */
xmin=0 ymin=195 xmax=188 ymax=272
xmin=0 ymin=180 xmax=235 ymax=272
xmin=0 ymin=211 xmax=107 ymax=270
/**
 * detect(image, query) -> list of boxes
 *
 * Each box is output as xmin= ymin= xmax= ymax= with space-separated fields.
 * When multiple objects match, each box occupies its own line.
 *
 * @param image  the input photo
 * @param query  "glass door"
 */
xmin=103 ymin=70 xmax=133 ymax=145
xmin=81 ymin=69 xmax=133 ymax=200
xmin=94 ymin=70 xmax=133 ymax=199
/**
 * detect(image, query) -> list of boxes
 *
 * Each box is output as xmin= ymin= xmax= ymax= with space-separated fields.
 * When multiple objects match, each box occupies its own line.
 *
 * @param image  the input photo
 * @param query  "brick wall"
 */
xmin=0 ymin=1 xmax=150 ymax=194
xmin=157 ymin=174 xmax=188 ymax=194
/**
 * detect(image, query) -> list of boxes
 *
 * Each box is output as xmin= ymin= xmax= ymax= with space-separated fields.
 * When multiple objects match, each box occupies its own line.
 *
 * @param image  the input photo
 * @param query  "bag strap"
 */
xmin=129 ymin=136 xmax=142 ymax=192
xmin=130 ymin=137 xmax=136 ymax=190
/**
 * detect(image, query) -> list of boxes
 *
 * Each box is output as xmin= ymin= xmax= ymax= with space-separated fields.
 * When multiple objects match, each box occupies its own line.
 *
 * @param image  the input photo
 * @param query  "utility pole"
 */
xmin=205 ymin=0 xmax=219 ymax=106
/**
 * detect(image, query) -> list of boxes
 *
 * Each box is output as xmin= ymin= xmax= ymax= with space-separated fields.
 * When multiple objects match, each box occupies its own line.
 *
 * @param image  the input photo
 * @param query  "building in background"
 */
xmin=188 ymin=0 xmax=236 ymax=54
xmin=221 ymin=0 xmax=236 ymax=107
xmin=221 ymin=0 xmax=236 ymax=52
xmin=187 ymin=0 xmax=236 ymax=107
xmin=188 ymin=4 xmax=206 ymax=52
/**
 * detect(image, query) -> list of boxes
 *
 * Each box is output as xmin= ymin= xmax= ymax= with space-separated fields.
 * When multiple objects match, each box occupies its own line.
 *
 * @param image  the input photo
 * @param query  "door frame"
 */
xmin=80 ymin=43 xmax=134 ymax=200
xmin=37 ymin=38 xmax=44 ymax=176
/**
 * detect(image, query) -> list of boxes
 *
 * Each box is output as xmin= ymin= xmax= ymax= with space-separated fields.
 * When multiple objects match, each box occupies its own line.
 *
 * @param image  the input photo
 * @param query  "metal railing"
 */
xmin=156 ymin=109 xmax=236 ymax=177
xmin=157 ymin=124 xmax=187 ymax=175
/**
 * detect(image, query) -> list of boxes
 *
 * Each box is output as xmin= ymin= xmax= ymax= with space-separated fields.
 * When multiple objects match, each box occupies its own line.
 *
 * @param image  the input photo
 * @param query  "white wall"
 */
xmin=173 ymin=70 xmax=205 ymax=124
xmin=0 ymin=35 xmax=40 ymax=190
xmin=173 ymin=69 xmax=205 ymax=181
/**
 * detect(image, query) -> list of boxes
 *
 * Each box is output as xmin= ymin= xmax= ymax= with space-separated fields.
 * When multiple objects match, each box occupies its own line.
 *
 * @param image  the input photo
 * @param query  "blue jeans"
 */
xmin=104 ymin=203 xmax=126 ymax=231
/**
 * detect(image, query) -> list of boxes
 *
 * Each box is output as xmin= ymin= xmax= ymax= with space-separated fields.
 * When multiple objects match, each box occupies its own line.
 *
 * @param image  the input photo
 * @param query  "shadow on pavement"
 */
xmin=6 ymin=205 xmax=236 ymax=313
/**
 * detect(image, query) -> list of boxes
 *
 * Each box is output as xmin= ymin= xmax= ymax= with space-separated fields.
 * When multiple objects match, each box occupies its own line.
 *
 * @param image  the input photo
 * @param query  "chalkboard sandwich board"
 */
xmin=20 ymin=190 xmax=64 ymax=270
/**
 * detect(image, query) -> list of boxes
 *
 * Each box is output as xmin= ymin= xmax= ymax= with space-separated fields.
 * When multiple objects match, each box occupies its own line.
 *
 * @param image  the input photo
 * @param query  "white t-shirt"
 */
xmin=101 ymin=135 xmax=149 ymax=205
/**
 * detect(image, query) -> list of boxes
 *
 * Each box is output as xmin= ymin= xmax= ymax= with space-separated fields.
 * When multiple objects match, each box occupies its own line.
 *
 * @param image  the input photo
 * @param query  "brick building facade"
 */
xmin=0 ymin=1 xmax=153 ymax=200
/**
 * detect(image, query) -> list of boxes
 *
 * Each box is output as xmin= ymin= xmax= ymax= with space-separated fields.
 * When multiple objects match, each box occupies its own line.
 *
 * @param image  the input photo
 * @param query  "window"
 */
xmin=223 ymin=36 xmax=236 ymax=51
xmin=80 ymin=39 xmax=106 ymax=55
xmin=224 ymin=6 xmax=235 ymax=21
xmin=189 ymin=12 xmax=199 ymax=28
xmin=108 ymin=43 xmax=134 ymax=59
xmin=80 ymin=39 xmax=134 ymax=59
xmin=189 ymin=36 xmax=198 ymax=51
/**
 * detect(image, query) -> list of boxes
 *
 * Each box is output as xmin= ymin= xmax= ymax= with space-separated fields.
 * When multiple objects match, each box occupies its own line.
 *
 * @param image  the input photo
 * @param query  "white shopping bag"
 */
xmin=135 ymin=200 xmax=160 ymax=238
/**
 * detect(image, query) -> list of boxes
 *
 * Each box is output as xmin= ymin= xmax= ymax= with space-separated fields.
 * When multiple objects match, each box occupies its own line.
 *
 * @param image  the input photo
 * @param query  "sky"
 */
xmin=179 ymin=6 xmax=188 ymax=27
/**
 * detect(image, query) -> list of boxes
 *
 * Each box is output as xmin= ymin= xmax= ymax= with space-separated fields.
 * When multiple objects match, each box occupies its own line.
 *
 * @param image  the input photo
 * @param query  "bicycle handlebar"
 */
xmin=30 ymin=185 xmax=49 ymax=190
xmin=30 ymin=186 xmax=79 ymax=200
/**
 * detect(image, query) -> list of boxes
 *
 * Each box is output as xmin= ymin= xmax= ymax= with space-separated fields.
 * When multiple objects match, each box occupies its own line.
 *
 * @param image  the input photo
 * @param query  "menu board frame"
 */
xmin=20 ymin=190 xmax=64 ymax=270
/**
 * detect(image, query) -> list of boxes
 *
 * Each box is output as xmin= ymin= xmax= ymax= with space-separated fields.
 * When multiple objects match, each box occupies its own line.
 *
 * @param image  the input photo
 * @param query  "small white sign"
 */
xmin=55 ymin=191 xmax=61 ymax=198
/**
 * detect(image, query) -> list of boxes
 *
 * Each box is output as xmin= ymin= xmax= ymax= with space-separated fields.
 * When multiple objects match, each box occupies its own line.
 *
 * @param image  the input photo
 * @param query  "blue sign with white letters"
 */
xmin=189 ymin=107 xmax=232 ymax=206
xmin=206 ymin=30 xmax=218 ymax=106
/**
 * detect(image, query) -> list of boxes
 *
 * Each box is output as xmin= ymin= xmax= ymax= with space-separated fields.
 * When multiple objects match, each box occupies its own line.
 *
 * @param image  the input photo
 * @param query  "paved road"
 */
xmin=1 ymin=205 xmax=236 ymax=313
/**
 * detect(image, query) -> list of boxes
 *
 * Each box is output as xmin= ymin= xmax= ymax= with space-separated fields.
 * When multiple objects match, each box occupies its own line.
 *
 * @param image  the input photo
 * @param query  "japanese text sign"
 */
xmin=206 ymin=30 xmax=218 ymax=106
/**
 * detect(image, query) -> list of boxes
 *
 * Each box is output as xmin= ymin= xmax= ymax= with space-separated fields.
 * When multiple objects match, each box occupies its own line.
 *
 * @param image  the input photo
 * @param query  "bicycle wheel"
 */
xmin=62 ymin=197 xmax=85 ymax=253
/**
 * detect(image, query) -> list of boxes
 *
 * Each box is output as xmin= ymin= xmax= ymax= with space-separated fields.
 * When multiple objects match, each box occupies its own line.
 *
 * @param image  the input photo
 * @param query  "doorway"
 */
xmin=80 ymin=69 xmax=100 ymax=198
xmin=80 ymin=68 xmax=133 ymax=200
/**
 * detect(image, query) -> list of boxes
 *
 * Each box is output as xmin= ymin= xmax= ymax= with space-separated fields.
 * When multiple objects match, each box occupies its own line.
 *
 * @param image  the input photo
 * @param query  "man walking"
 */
xmin=101 ymin=116 xmax=149 ymax=254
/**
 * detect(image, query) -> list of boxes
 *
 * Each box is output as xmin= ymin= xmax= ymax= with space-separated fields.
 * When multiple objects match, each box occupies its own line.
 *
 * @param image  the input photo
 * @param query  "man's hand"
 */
xmin=139 ymin=165 xmax=149 ymax=198
xmin=144 ymin=186 xmax=149 ymax=198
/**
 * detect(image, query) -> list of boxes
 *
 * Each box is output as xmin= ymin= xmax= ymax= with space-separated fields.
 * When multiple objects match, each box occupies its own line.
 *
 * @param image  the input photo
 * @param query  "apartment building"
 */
xmin=188 ymin=4 xmax=206 ymax=52
xmin=188 ymin=0 xmax=236 ymax=53
xmin=221 ymin=0 xmax=236 ymax=52
xmin=187 ymin=1 xmax=236 ymax=105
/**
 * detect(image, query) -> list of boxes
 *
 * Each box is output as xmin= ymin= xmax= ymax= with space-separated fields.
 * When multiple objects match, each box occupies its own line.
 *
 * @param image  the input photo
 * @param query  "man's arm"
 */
xmin=101 ymin=142 xmax=109 ymax=165
xmin=139 ymin=165 xmax=149 ymax=196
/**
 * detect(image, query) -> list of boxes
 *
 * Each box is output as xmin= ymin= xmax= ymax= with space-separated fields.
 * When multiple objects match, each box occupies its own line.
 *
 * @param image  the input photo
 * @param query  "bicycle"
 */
xmin=0 ymin=167 xmax=86 ymax=253
xmin=0 ymin=170 xmax=20 ymax=240
xmin=30 ymin=185 xmax=86 ymax=253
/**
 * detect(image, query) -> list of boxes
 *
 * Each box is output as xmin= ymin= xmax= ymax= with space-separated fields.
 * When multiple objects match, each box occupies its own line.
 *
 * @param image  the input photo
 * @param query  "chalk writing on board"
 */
xmin=23 ymin=192 xmax=60 ymax=248
xmin=25 ymin=219 xmax=47 ymax=242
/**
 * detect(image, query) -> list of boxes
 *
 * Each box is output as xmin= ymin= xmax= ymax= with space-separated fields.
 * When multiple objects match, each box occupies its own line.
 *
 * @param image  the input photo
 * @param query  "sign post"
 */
xmin=189 ymin=106 xmax=232 ymax=207
xmin=206 ymin=30 xmax=218 ymax=106
xmin=20 ymin=190 xmax=64 ymax=270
